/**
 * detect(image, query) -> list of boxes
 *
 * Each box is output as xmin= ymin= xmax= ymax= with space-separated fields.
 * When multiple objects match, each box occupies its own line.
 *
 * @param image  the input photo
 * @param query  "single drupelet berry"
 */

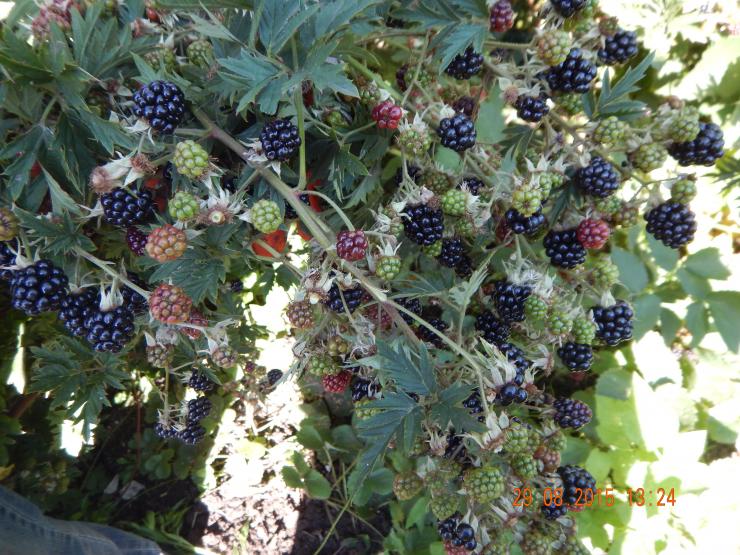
xmin=149 ymin=284 xmax=192 ymax=324
xmin=126 ymin=227 xmax=148 ymax=256
xmin=260 ymin=118 xmax=301 ymax=161
xmin=0 ymin=208 xmax=18 ymax=242
xmin=154 ymin=423 xmax=177 ymax=439
xmin=437 ymin=113 xmax=476 ymax=151
xmin=58 ymin=288 xmax=97 ymax=337
xmin=371 ymin=100 xmax=403 ymax=130
xmin=489 ymin=0 xmax=514 ymax=32
xmin=576 ymin=218 xmax=610 ymax=249
xmin=173 ymin=141 xmax=209 ymax=179
xmin=574 ymin=156 xmax=620 ymax=198
xmin=267 ymin=369 xmax=283 ymax=386
xmin=493 ymin=280 xmax=532 ymax=323
xmin=452 ymin=96 xmax=476 ymax=117
xmin=592 ymin=301 xmax=634 ymax=345
xmin=557 ymin=342 xmax=593 ymax=370
xmin=592 ymin=116 xmax=628 ymax=146
xmin=189 ymin=371 xmax=215 ymax=392
xmin=572 ymin=317 xmax=596 ymax=344
xmin=10 ymin=260 xmax=69 ymax=315
xmin=444 ymin=47 xmax=483 ymax=80
xmin=553 ymin=397 xmax=593 ymax=428
xmin=475 ymin=310 xmax=510 ymax=345
xmin=168 ymin=191 xmax=200 ymax=221
xmin=417 ymin=318 xmax=449 ymax=348
xmin=544 ymin=228 xmax=586 ymax=269
xmin=84 ymin=305 xmax=135 ymax=352
xmin=644 ymin=201 xmax=696 ymax=248
xmin=537 ymin=30 xmax=571 ymax=66
xmin=541 ymin=503 xmax=568 ymax=520
xmin=437 ymin=237 xmax=465 ymax=267
xmin=455 ymin=254 xmax=473 ymax=278
xmin=146 ymin=224 xmax=187 ymax=262
xmin=393 ymin=472 xmax=424 ymax=501
xmin=322 ymin=370 xmax=352 ymax=393
xmin=146 ymin=344 xmax=174 ymax=368
xmin=524 ymin=296 xmax=547 ymax=322
xmin=336 ymin=230 xmax=368 ymax=261
xmin=670 ymin=178 xmax=697 ymax=204
xmin=186 ymin=397 xmax=212 ymax=424
xmin=211 ymin=345 xmax=238 ymax=368
xmin=463 ymin=465 xmax=505 ymax=503
xmin=396 ymin=297 xmax=422 ymax=325
xmin=545 ymin=49 xmax=597 ymax=93
xmin=179 ymin=424 xmax=206 ymax=445
xmin=187 ymin=38 xmax=213 ymax=67
xmin=515 ymin=95 xmax=550 ymax=123
xmin=287 ymin=300 xmax=314 ymax=329
xmin=550 ymin=0 xmax=587 ymax=17
xmin=598 ymin=30 xmax=638 ymax=65
xmin=558 ymin=464 xmax=596 ymax=506
xmin=251 ymin=199 xmax=282 ymax=234
xmin=403 ymin=204 xmax=445 ymax=246
xmin=505 ymin=208 xmax=546 ymax=236
xmin=325 ymin=283 xmax=365 ymax=313
xmin=376 ymin=255 xmax=401 ymax=280
xmin=101 ymin=187 xmax=154 ymax=227
xmin=133 ymin=80 xmax=186 ymax=134
xmin=631 ymin=143 xmax=667 ymax=172
xmin=667 ymin=122 xmax=724 ymax=166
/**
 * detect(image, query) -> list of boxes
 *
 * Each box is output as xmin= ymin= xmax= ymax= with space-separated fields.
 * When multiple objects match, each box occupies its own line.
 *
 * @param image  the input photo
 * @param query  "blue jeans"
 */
xmin=0 ymin=486 xmax=162 ymax=555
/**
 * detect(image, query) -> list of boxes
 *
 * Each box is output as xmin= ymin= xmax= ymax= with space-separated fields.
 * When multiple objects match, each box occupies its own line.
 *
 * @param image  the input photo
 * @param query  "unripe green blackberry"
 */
xmin=146 ymin=344 xmax=174 ymax=368
xmin=463 ymin=466 xmax=505 ymax=503
xmin=430 ymin=493 xmax=461 ymax=520
xmin=397 ymin=127 xmax=432 ymax=157
xmin=591 ymin=254 xmax=620 ymax=289
xmin=173 ymin=140 xmax=210 ymax=179
xmin=144 ymin=47 xmax=176 ymax=72
xmin=441 ymin=189 xmax=467 ymax=216
xmin=631 ymin=143 xmax=667 ymax=172
xmin=355 ymin=398 xmax=382 ymax=419
xmin=555 ymin=93 xmax=581 ymax=115
xmin=592 ymin=116 xmax=627 ymax=146
xmin=326 ymin=335 xmax=349 ymax=357
xmin=539 ymin=172 xmax=565 ymax=199
xmin=481 ymin=538 xmax=509 ymax=555
xmin=669 ymin=110 xmax=700 ymax=143
xmin=520 ymin=529 xmax=553 ymax=555
xmin=524 ymin=296 xmax=548 ymax=322
xmin=287 ymin=300 xmax=314 ymax=329
xmin=0 ymin=208 xmax=18 ymax=241
xmin=545 ymin=430 xmax=567 ymax=452
xmin=420 ymin=171 xmax=451 ymax=194
xmin=548 ymin=309 xmax=573 ymax=335
xmin=537 ymin=30 xmax=571 ymax=66
xmin=187 ymin=39 xmax=213 ymax=67
xmin=611 ymin=202 xmax=639 ymax=227
xmin=308 ymin=354 xmax=337 ymax=376
xmin=168 ymin=191 xmax=200 ymax=221
xmin=512 ymin=182 xmax=542 ymax=217
xmin=376 ymin=255 xmax=401 ymax=280
xmin=358 ymin=79 xmax=381 ymax=107
xmin=670 ymin=178 xmax=697 ymax=203
xmin=435 ymin=458 xmax=462 ymax=481
xmin=422 ymin=240 xmax=443 ymax=257
xmin=455 ymin=218 xmax=476 ymax=238
xmin=572 ymin=317 xmax=596 ymax=344
xmin=511 ymin=455 xmax=538 ymax=480
xmin=594 ymin=195 xmax=621 ymax=216
xmin=212 ymin=345 xmax=238 ymax=368
xmin=505 ymin=424 xmax=530 ymax=453
xmin=393 ymin=472 xmax=423 ymax=500
xmin=324 ymin=110 xmax=347 ymax=128
xmin=559 ymin=536 xmax=589 ymax=555
xmin=251 ymin=199 xmax=282 ymax=233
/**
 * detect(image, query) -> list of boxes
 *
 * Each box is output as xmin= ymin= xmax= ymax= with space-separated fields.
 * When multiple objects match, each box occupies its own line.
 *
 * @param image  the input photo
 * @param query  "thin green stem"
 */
xmin=252 ymin=239 xmax=303 ymax=278
xmin=301 ymin=190 xmax=354 ymax=231
xmin=340 ymin=121 xmax=376 ymax=142
xmin=39 ymin=96 xmax=58 ymax=126
xmin=175 ymin=128 xmax=210 ymax=138
xmin=486 ymin=39 xmax=531 ymax=51
xmin=294 ymin=85 xmax=307 ymax=189
xmin=345 ymin=57 xmax=403 ymax=102
xmin=401 ymin=31 xmax=431 ymax=107
xmin=74 ymin=247 xmax=150 ymax=299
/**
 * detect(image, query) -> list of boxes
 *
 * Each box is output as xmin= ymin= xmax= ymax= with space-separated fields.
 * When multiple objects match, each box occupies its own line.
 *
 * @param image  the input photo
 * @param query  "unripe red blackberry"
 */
xmin=537 ymin=30 xmax=571 ymax=66
xmin=322 ymin=370 xmax=352 ymax=393
xmin=146 ymin=224 xmax=187 ymax=262
xmin=212 ymin=345 xmax=238 ymax=368
xmin=287 ymin=300 xmax=314 ymax=329
xmin=149 ymin=283 xmax=192 ymax=324
xmin=147 ymin=344 xmax=174 ymax=368
xmin=371 ymin=100 xmax=403 ymax=130
xmin=126 ymin=227 xmax=148 ymax=256
xmin=182 ymin=309 xmax=207 ymax=339
xmin=336 ymin=230 xmax=368 ymax=261
xmin=489 ymin=0 xmax=514 ymax=32
xmin=576 ymin=218 xmax=610 ymax=249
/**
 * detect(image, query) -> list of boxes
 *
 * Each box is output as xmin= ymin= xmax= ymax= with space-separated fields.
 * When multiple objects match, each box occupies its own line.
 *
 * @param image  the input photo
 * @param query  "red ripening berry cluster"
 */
xmin=371 ymin=100 xmax=403 ymax=129
xmin=336 ymin=230 xmax=369 ymax=261
xmin=577 ymin=218 xmax=610 ymax=249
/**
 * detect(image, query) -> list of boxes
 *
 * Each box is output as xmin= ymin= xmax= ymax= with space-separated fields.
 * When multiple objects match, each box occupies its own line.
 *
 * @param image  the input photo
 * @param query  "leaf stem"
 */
xmin=247 ymin=3 xmax=263 ymax=49
xmin=345 ymin=57 xmax=403 ymax=102
xmin=300 ymin=190 xmax=354 ymax=231
xmin=73 ymin=246 xmax=150 ymax=299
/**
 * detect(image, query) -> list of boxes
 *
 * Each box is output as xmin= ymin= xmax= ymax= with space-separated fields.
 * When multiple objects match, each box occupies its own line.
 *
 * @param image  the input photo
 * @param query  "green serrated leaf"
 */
xmin=611 ymin=247 xmax=648 ymax=293
xmin=685 ymin=302 xmax=707 ymax=347
xmin=683 ymin=248 xmax=730 ymax=280
xmin=360 ymin=340 xmax=437 ymax=395
xmin=706 ymin=291 xmax=740 ymax=352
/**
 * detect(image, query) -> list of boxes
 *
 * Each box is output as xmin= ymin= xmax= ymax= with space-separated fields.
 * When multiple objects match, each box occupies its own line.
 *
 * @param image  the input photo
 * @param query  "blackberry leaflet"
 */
xmin=598 ymin=30 xmax=638 ymax=65
xmin=325 ymin=283 xmax=365 ymax=313
xmin=667 ymin=122 xmax=724 ymax=167
xmin=558 ymin=464 xmax=596 ymax=505
xmin=505 ymin=208 xmax=546 ymax=235
xmin=574 ymin=156 xmax=620 ymax=198
xmin=84 ymin=305 xmax=135 ymax=352
xmin=544 ymin=228 xmax=586 ymax=268
xmin=515 ymin=95 xmax=550 ymax=122
xmin=58 ymin=288 xmax=97 ymax=337
xmin=437 ymin=113 xmax=476 ymax=152
xmin=493 ymin=280 xmax=532 ymax=323
xmin=402 ymin=204 xmax=445 ymax=246
xmin=187 ymin=397 xmax=212 ymax=423
xmin=545 ymin=49 xmax=597 ymax=94
xmin=10 ymin=259 xmax=69 ymax=315
xmin=475 ymin=310 xmax=511 ymax=345
xmin=101 ymin=187 xmax=154 ymax=226
xmin=189 ymin=372 xmax=215 ymax=392
xmin=133 ymin=80 xmax=186 ymax=134
xmin=644 ymin=202 xmax=696 ymax=248
xmin=557 ymin=342 xmax=593 ymax=370
xmin=591 ymin=301 xmax=634 ymax=345
xmin=437 ymin=237 xmax=465 ymax=267
xmin=260 ymin=118 xmax=301 ymax=161
xmin=444 ymin=47 xmax=483 ymax=80
xmin=553 ymin=398 xmax=593 ymax=428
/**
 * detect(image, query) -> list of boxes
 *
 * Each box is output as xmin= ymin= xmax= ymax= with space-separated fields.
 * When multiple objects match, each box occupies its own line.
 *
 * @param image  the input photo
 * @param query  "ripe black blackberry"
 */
xmin=58 ymin=288 xmax=97 ymax=337
xmin=10 ymin=260 xmax=69 ymax=315
xmin=493 ymin=280 xmax=531 ymax=323
xmin=550 ymin=0 xmax=587 ymax=17
xmin=437 ymin=113 xmax=476 ymax=151
xmin=267 ymin=368 xmax=283 ymax=386
xmin=229 ymin=280 xmax=243 ymax=292
xmin=84 ymin=305 xmax=135 ymax=352
xmin=463 ymin=390 xmax=485 ymax=422
xmin=454 ymin=254 xmax=473 ymax=278
xmin=154 ymin=423 xmax=177 ymax=439
xmin=667 ymin=122 xmax=724 ymax=167
xmin=475 ymin=310 xmax=510 ymax=345
xmin=120 ymin=274 xmax=148 ymax=314
xmin=417 ymin=318 xmax=449 ymax=348
xmin=543 ymin=228 xmax=586 ymax=268
xmin=515 ymin=94 xmax=550 ymax=122
xmin=394 ymin=164 xmax=422 ymax=186
xmin=458 ymin=177 xmax=483 ymax=195
xmin=351 ymin=377 xmax=380 ymax=401
xmin=396 ymin=296 xmax=422 ymax=324
xmin=444 ymin=47 xmax=483 ymax=80
xmin=558 ymin=465 xmax=596 ymax=505
xmin=598 ymin=30 xmax=638 ymax=65
xmin=452 ymin=96 xmax=476 ymax=117
xmin=260 ymin=118 xmax=301 ymax=161
xmin=644 ymin=202 xmax=696 ymax=248
xmin=101 ymin=187 xmax=154 ymax=227
xmin=395 ymin=64 xmax=410 ymax=91
xmin=452 ymin=522 xmax=476 ymax=550
xmin=0 ymin=241 xmax=17 ymax=281
xmin=541 ymin=503 xmax=568 ymax=520
xmin=133 ymin=80 xmax=186 ymax=134
xmin=437 ymin=237 xmax=465 ymax=267
xmin=553 ymin=397 xmax=592 ymax=428
xmin=498 ymin=342 xmax=531 ymax=377
xmin=557 ymin=342 xmax=593 ymax=370
xmin=545 ymin=49 xmax=597 ymax=93
xmin=437 ymin=514 xmax=461 ymax=541
xmin=179 ymin=424 xmax=206 ymax=445
xmin=444 ymin=431 xmax=468 ymax=462
xmin=592 ymin=301 xmax=634 ymax=345
xmin=505 ymin=208 xmax=546 ymax=235
xmin=126 ymin=227 xmax=147 ymax=256
xmin=325 ymin=283 xmax=365 ymax=313
xmin=497 ymin=383 xmax=527 ymax=405
xmin=402 ymin=204 xmax=445 ymax=246
xmin=189 ymin=371 xmax=215 ymax=392
xmin=574 ymin=156 xmax=620 ymax=198
xmin=186 ymin=397 xmax=212 ymax=423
